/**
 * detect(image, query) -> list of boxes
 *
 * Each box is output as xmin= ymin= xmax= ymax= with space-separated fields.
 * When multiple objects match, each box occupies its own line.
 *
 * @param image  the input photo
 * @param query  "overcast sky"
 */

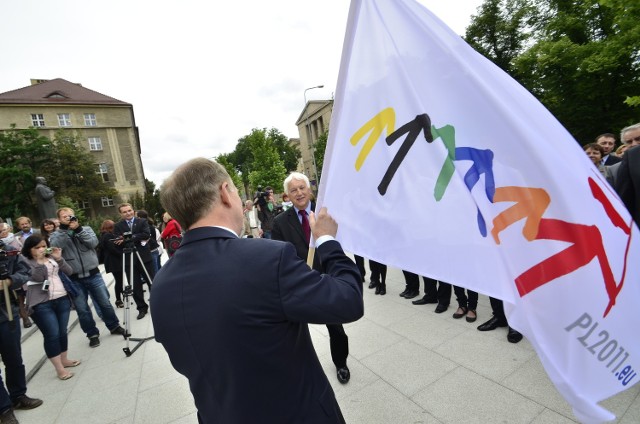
xmin=0 ymin=0 xmax=483 ymax=187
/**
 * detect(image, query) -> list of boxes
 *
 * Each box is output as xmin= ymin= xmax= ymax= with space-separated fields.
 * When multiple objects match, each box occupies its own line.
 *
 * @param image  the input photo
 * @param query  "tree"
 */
xmin=216 ymin=154 xmax=244 ymax=198
xmin=314 ymin=131 xmax=328 ymax=184
xmin=227 ymin=128 xmax=292 ymax=196
xmin=465 ymin=0 xmax=640 ymax=143
xmin=47 ymin=130 xmax=117 ymax=211
xmin=0 ymin=126 xmax=51 ymax=218
xmin=142 ymin=178 xmax=163 ymax=221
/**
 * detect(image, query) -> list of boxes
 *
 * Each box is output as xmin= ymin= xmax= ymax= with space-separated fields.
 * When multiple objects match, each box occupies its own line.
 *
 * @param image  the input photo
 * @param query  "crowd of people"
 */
xmin=0 ymin=122 xmax=637 ymax=423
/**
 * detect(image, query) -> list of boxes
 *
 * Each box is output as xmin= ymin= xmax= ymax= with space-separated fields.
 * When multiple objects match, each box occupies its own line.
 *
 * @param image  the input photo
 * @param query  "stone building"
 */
xmin=0 ymin=78 xmax=146 ymax=216
xmin=296 ymin=99 xmax=333 ymax=188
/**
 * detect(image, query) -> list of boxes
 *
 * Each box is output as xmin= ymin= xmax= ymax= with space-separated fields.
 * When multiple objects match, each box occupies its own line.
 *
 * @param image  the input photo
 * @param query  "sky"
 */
xmin=0 ymin=0 xmax=483 ymax=187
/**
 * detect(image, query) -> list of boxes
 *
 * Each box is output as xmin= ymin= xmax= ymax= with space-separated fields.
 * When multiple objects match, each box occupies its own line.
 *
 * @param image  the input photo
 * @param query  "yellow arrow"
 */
xmin=350 ymin=107 xmax=395 ymax=171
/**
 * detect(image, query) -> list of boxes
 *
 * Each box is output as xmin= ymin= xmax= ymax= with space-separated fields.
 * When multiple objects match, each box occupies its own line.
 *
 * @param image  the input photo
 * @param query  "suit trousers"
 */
xmin=327 ymin=324 xmax=349 ymax=369
xmin=369 ymin=260 xmax=387 ymax=284
xmin=123 ymin=252 xmax=155 ymax=312
xmin=424 ymin=277 xmax=452 ymax=305
xmin=353 ymin=255 xmax=366 ymax=282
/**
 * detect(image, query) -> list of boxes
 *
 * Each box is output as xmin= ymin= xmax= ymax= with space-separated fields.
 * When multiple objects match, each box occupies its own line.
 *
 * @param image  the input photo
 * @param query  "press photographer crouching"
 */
xmin=0 ymin=240 xmax=43 ymax=423
xmin=49 ymin=208 xmax=127 ymax=348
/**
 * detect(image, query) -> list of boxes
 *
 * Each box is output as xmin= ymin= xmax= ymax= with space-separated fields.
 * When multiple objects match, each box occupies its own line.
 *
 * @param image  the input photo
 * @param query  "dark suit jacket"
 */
xmin=272 ymin=203 xmax=322 ymax=271
xmin=113 ymin=218 xmax=152 ymax=263
xmin=616 ymin=145 xmax=640 ymax=228
xmin=604 ymin=154 xmax=622 ymax=166
xmin=150 ymin=227 xmax=363 ymax=424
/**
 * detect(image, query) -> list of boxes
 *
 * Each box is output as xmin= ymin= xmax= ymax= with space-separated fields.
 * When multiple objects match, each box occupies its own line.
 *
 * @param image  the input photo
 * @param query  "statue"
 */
xmin=35 ymin=177 xmax=57 ymax=220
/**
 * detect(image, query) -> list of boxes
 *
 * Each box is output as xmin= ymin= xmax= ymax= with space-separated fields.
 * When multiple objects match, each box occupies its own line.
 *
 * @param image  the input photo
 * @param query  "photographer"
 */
xmin=49 ymin=208 xmax=127 ymax=348
xmin=0 ymin=240 xmax=43 ymax=423
xmin=254 ymin=187 xmax=276 ymax=239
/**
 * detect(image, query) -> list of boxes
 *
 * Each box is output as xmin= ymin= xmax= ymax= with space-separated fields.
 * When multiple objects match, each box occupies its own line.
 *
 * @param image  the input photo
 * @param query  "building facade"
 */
xmin=0 ymin=78 xmax=146 ymax=216
xmin=296 ymin=99 xmax=333 ymax=187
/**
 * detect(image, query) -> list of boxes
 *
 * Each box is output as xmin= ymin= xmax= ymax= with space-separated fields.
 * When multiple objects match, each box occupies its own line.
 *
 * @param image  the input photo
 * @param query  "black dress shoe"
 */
xmin=399 ymin=289 xmax=409 ymax=297
xmin=507 ymin=327 xmax=523 ymax=343
xmin=368 ymin=281 xmax=378 ymax=289
xmin=477 ymin=316 xmax=508 ymax=331
xmin=434 ymin=303 xmax=448 ymax=313
xmin=412 ymin=297 xmax=438 ymax=305
xmin=12 ymin=395 xmax=43 ymax=410
xmin=402 ymin=290 xmax=419 ymax=299
xmin=137 ymin=311 xmax=147 ymax=320
xmin=110 ymin=326 xmax=130 ymax=338
xmin=0 ymin=408 xmax=18 ymax=424
xmin=336 ymin=367 xmax=350 ymax=384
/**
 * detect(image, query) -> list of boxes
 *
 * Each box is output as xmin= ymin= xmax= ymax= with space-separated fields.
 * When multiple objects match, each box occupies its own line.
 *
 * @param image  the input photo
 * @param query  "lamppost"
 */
xmin=303 ymin=85 xmax=323 ymax=187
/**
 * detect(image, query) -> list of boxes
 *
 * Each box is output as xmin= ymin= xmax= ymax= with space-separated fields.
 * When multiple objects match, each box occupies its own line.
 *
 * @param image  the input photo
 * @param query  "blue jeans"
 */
xmin=0 ymin=308 xmax=26 ymax=413
xmin=73 ymin=273 xmax=121 ymax=338
xmin=31 ymin=297 xmax=71 ymax=358
xmin=151 ymin=250 xmax=161 ymax=274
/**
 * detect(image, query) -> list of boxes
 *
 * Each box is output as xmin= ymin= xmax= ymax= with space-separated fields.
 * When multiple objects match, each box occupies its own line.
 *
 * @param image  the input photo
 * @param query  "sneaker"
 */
xmin=0 ymin=408 xmax=18 ymax=424
xmin=12 ymin=395 xmax=43 ymax=410
xmin=89 ymin=335 xmax=100 ymax=348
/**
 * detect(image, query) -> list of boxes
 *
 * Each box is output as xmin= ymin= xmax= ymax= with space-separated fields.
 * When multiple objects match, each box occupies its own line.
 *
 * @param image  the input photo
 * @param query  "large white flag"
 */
xmin=318 ymin=0 xmax=640 ymax=422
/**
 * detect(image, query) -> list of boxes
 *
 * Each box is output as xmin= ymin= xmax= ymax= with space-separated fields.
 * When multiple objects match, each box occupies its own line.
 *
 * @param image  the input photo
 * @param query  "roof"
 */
xmin=0 ymin=78 xmax=130 ymax=106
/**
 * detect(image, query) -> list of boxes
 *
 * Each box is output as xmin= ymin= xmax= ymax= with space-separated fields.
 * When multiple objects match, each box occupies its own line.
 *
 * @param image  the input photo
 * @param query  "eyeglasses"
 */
xmin=623 ymin=135 xmax=640 ymax=145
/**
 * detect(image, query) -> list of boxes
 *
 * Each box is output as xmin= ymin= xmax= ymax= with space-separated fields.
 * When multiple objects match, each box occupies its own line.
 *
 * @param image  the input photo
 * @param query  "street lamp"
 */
xmin=303 ymin=85 xmax=323 ymax=187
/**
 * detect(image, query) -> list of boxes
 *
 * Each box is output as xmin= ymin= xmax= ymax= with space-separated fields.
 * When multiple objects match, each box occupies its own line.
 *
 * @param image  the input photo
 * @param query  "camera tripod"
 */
xmin=120 ymin=240 xmax=155 ymax=357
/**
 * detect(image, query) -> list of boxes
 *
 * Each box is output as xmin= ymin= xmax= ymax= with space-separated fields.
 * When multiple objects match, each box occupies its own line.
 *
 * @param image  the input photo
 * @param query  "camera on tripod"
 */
xmin=0 ymin=246 xmax=9 ymax=280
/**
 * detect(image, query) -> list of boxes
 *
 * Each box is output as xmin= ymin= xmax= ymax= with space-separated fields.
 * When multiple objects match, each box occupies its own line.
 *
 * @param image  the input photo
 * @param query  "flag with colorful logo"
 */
xmin=317 ymin=0 xmax=640 ymax=422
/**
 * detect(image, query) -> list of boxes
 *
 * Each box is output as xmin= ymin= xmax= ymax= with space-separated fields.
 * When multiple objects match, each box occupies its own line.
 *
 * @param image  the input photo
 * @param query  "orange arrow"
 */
xmin=350 ymin=107 xmax=395 ymax=171
xmin=491 ymin=186 xmax=550 ymax=244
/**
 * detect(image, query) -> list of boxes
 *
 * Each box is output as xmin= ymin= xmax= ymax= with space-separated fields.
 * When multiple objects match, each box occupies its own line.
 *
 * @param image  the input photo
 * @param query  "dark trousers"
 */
xmin=112 ymin=270 xmax=124 ymax=303
xmin=124 ymin=253 xmax=155 ymax=313
xmin=490 ymin=297 xmax=506 ymax=322
xmin=0 ymin=312 xmax=26 ymax=413
xmin=326 ymin=324 xmax=349 ymax=369
xmin=424 ymin=277 xmax=451 ymax=305
xmin=453 ymin=286 xmax=478 ymax=310
xmin=353 ymin=255 xmax=366 ymax=282
xmin=402 ymin=270 xmax=420 ymax=292
xmin=369 ymin=260 xmax=386 ymax=284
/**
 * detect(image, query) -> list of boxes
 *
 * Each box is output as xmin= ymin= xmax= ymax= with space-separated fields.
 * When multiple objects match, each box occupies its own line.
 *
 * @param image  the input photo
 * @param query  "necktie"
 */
xmin=127 ymin=220 xmax=133 ymax=230
xmin=298 ymin=210 xmax=310 ymax=244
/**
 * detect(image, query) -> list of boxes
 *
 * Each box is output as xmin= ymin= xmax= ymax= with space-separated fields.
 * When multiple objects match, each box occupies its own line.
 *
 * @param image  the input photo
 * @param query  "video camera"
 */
xmin=0 ymin=240 xmax=18 ymax=280
xmin=254 ymin=186 xmax=272 ymax=208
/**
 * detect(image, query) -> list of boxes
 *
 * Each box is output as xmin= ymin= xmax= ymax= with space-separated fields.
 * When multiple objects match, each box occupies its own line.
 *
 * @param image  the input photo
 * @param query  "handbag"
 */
xmin=166 ymin=236 xmax=183 ymax=256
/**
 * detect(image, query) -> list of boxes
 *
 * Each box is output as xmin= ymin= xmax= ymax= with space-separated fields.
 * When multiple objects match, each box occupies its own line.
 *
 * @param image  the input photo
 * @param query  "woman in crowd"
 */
xmin=39 ymin=219 xmax=57 ymax=246
xmin=21 ymin=235 xmax=80 ymax=380
xmin=99 ymin=220 xmax=124 ymax=308
xmin=161 ymin=212 xmax=182 ymax=257
xmin=584 ymin=143 xmax=614 ymax=184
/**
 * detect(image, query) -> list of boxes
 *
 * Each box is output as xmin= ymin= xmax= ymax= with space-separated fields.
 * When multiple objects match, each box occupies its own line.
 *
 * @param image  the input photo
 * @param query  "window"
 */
xmin=88 ymin=137 xmax=103 ymax=151
xmin=57 ymin=113 xmax=71 ymax=127
xmin=96 ymin=163 xmax=109 ymax=182
xmin=79 ymin=200 xmax=90 ymax=209
xmin=101 ymin=197 xmax=114 ymax=207
xmin=31 ymin=114 xmax=45 ymax=127
xmin=84 ymin=113 xmax=97 ymax=126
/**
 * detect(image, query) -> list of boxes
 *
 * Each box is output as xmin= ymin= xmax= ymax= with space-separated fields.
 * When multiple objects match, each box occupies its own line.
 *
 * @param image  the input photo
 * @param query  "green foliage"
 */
xmin=142 ymin=178 xmax=163 ymax=222
xmin=466 ymin=0 xmax=640 ymax=143
xmin=56 ymin=196 xmax=86 ymax=223
xmin=216 ymin=154 xmax=245 ymax=198
xmin=47 ymin=130 xmax=117 ymax=204
xmin=227 ymin=128 xmax=291 ymax=195
xmin=0 ymin=126 xmax=52 ymax=218
xmin=314 ymin=131 xmax=328 ymax=184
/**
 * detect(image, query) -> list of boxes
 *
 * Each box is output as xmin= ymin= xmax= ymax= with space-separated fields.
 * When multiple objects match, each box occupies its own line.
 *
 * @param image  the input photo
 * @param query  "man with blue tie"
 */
xmin=272 ymin=172 xmax=353 ymax=384
xmin=113 ymin=203 xmax=155 ymax=319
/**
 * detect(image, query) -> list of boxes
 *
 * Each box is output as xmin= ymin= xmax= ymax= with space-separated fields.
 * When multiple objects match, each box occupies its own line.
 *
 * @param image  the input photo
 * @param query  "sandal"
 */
xmin=64 ymin=360 xmax=81 ymax=368
xmin=452 ymin=306 xmax=468 ymax=319
xmin=58 ymin=372 xmax=74 ymax=381
xmin=466 ymin=309 xmax=477 ymax=323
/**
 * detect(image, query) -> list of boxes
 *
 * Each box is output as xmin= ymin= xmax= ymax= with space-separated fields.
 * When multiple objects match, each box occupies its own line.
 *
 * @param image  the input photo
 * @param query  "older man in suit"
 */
xmin=113 ymin=203 xmax=155 ymax=320
xmin=272 ymin=172 xmax=353 ymax=384
xmin=616 ymin=123 xmax=640 ymax=227
xmin=151 ymin=159 xmax=363 ymax=424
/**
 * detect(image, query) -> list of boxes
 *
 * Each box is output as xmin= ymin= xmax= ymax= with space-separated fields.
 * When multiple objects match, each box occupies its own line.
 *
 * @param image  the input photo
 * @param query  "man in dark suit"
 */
xmin=114 ymin=203 xmax=155 ymax=319
xmin=596 ymin=133 xmax=622 ymax=166
xmin=151 ymin=159 xmax=363 ymax=424
xmin=616 ymin=123 xmax=640 ymax=227
xmin=272 ymin=172 xmax=354 ymax=385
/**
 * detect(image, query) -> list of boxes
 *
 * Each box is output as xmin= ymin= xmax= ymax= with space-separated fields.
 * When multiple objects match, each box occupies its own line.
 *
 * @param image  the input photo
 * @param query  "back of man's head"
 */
xmin=161 ymin=158 xmax=230 ymax=230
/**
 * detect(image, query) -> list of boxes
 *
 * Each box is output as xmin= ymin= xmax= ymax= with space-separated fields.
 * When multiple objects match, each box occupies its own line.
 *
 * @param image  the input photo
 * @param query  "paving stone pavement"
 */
xmin=6 ymin=256 xmax=640 ymax=424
